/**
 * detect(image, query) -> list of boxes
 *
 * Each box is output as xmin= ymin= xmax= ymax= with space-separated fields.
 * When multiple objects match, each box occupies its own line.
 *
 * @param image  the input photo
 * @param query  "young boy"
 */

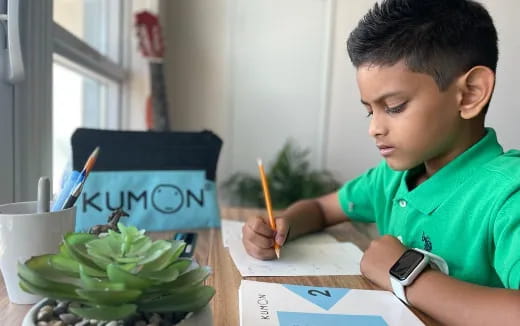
xmin=241 ymin=0 xmax=520 ymax=324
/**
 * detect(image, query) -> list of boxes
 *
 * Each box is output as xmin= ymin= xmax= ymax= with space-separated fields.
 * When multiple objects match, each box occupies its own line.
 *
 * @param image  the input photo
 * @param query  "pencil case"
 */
xmin=70 ymin=128 xmax=222 ymax=232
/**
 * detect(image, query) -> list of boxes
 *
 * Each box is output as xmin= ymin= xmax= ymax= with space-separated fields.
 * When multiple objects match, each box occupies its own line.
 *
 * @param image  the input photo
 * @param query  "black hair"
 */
xmin=347 ymin=0 xmax=498 ymax=94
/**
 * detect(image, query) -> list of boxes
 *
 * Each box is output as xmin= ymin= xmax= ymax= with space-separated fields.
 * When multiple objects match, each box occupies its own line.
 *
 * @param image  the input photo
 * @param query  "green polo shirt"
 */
xmin=338 ymin=128 xmax=520 ymax=289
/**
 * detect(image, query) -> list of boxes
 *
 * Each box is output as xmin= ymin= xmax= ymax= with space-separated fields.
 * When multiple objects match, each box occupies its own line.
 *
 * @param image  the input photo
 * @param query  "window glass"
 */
xmin=52 ymin=63 xmax=115 ymax=191
xmin=53 ymin=0 xmax=120 ymax=62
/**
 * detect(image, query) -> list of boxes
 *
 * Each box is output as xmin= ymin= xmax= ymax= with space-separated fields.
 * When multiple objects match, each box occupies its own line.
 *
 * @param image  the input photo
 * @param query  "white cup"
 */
xmin=0 ymin=201 xmax=75 ymax=304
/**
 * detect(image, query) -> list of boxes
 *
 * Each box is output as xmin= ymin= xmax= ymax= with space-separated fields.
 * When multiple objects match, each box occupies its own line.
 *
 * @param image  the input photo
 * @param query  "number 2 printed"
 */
xmin=308 ymin=289 xmax=331 ymax=297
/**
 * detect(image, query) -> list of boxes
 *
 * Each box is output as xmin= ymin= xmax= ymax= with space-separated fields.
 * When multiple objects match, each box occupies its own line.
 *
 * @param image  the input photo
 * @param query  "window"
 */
xmin=52 ymin=0 xmax=126 ymax=191
xmin=0 ymin=0 xmax=154 ymax=202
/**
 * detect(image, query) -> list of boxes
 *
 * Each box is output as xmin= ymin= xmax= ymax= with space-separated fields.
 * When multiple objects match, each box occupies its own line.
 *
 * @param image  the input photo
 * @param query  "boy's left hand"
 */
xmin=360 ymin=235 xmax=407 ymax=291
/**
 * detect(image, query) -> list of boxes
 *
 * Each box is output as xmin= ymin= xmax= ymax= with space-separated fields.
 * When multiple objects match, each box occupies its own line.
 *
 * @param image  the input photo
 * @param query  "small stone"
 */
xmin=37 ymin=322 xmax=48 ymax=326
xmin=54 ymin=301 xmax=69 ymax=315
xmin=48 ymin=321 xmax=66 ymax=326
xmin=106 ymin=321 xmax=118 ymax=326
xmin=148 ymin=313 xmax=162 ymax=325
xmin=37 ymin=307 xmax=54 ymax=322
xmin=60 ymin=313 xmax=81 ymax=324
xmin=74 ymin=320 xmax=90 ymax=326
xmin=41 ymin=304 xmax=55 ymax=313
xmin=90 ymin=319 xmax=99 ymax=325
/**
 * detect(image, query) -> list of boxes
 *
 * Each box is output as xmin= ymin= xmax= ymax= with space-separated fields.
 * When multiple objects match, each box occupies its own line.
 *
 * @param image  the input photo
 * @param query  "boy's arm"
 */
xmin=282 ymin=192 xmax=351 ymax=241
xmin=361 ymin=235 xmax=520 ymax=325
xmin=242 ymin=192 xmax=350 ymax=260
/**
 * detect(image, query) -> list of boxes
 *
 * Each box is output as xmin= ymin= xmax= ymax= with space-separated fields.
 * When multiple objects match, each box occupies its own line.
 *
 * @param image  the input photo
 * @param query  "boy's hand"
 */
xmin=360 ymin=235 xmax=407 ymax=291
xmin=242 ymin=215 xmax=290 ymax=260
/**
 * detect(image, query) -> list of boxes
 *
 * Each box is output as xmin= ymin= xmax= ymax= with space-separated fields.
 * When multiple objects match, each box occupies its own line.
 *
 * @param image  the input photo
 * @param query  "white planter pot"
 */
xmin=23 ymin=298 xmax=213 ymax=326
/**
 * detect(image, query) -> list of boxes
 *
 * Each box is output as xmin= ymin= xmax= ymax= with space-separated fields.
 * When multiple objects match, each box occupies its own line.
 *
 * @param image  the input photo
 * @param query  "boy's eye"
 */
xmin=385 ymin=102 xmax=407 ymax=114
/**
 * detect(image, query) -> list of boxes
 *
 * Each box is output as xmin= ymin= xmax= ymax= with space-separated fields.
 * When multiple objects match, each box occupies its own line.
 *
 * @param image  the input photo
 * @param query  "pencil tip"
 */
xmin=257 ymin=158 xmax=262 ymax=166
xmin=275 ymin=247 xmax=280 ymax=259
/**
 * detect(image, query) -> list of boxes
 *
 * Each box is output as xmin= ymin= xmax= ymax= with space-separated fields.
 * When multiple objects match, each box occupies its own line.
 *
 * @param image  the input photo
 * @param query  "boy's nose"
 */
xmin=368 ymin=113 xmax=388 ymax=137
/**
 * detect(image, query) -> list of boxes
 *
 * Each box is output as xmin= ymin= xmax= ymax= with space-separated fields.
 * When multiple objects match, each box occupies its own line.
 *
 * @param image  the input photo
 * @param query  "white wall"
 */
xmin=228 ymin=0 xmax=332 ymax=176
xmin=482 ymin=0 xmax=520 ymax=152
xmin=162 ymin=0 xmax=520 ymax=185
xmin=162 ymin=0 xmax=233 ymax=182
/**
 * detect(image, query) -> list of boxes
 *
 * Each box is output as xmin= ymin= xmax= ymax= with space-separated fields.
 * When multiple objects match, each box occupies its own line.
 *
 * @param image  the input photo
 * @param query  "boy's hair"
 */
xmin=347 ymin=0 xmax=498 ymax=104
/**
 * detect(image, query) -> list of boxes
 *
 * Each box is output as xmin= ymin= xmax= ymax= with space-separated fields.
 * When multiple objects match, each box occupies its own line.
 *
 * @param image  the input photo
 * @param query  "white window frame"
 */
xmin=11 ymin=0 xmax=131 ymax=201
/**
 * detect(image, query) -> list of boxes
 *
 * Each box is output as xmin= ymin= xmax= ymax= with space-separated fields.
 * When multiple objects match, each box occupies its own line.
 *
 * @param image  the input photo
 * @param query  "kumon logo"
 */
xmin=81 ymin=183 xmax=208 ymax=214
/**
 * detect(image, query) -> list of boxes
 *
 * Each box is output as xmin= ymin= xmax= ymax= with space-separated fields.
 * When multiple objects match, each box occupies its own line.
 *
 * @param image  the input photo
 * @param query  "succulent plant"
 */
xmin=17 ymin=222 xmax=215 ymax=321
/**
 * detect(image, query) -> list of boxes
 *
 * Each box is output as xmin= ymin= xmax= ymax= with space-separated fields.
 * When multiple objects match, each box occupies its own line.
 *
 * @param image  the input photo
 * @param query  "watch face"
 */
xmin=390 ymin=249 xmax=425 ymax=281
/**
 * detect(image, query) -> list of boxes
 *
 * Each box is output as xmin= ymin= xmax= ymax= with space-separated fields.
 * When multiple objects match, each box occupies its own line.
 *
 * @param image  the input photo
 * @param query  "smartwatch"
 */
xmin=389 ymin=248 xmax=449 ymax=305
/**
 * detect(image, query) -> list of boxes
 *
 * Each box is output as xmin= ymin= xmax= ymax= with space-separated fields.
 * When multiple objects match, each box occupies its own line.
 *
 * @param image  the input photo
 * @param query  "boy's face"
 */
xmin=357 ymin=61 xmax=465 ymax=172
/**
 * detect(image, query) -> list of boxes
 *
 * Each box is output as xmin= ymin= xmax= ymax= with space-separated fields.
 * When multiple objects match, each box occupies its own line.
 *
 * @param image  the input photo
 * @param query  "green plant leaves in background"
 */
xmin=222 ymin=140 xmax=340 ymax=209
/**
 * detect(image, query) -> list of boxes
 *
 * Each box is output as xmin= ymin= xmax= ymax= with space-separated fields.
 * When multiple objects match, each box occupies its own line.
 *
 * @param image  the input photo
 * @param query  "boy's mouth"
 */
xmin=377 ymin=144 xmax=395 ymax=157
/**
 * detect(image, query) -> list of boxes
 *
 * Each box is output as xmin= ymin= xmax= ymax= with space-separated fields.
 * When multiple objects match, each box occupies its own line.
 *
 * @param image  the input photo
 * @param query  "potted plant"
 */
xmin=222 ymin=140 xmax=340 ymax=209
xmin=18 ymin=219 xmax=215 ymax=326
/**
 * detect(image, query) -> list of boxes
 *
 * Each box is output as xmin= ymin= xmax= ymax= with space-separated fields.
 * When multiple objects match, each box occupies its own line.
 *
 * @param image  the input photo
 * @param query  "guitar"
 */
xmin=135 ymin=11 xmax=170 ymax=131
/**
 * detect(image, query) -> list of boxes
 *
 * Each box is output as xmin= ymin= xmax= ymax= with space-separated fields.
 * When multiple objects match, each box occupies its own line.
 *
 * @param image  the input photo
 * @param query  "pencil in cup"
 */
xmin=257 ymin=159 xmax=280 ymax=259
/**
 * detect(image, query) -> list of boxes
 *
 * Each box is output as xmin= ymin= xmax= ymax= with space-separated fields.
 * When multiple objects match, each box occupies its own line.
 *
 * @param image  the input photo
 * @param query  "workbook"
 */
xmin=221 ymin=219 xmax=363 ymax=276
xmin=239 ymin=280 xmax=425 ymax=326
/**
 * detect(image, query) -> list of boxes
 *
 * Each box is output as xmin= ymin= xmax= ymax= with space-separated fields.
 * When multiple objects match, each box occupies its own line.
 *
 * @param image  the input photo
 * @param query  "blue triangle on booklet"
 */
xmin=282 ymin=284 xmax=350 ymax=310
xmin=277 ymin=311 xmax=388 ymax=326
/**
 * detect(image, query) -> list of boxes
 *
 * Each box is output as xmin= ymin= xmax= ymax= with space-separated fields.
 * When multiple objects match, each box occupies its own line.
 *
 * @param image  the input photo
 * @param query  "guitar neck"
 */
xmin=149 ymin=62 xmax=169 ymax=131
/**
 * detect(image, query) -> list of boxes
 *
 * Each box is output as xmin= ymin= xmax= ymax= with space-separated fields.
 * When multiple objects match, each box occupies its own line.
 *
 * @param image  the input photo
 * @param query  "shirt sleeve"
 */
xmin=337 ymin=160 xmax=388 ymax=223
xmin=493 ymin=190 xmax=520 ymax=289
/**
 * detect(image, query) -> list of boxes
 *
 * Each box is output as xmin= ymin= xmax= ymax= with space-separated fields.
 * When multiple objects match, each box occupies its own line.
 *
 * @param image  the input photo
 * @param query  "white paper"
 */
xmin=239 ymin=280 xmax=424 ymax=326
xmin=221 ymin=219 xmax=337 ymax=247
xmin=223 ymin=219 xmax=363 ymax=276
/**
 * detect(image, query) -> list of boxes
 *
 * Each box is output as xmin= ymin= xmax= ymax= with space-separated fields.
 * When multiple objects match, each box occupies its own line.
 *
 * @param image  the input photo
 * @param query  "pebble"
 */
xmin=60 ymin=313 xmax=81 ymax=324
xmin=37 ymin=306 xmax=54 ymax=322
xmin=148 ymin=313 xmax=162 ymax=325
xmin=48 ymin=321 xmax=66 ymax=326
xmin=54 ymin=301 xmax=70 ymax=315
xmin=34 ymin=301 xmax=188 ymax=326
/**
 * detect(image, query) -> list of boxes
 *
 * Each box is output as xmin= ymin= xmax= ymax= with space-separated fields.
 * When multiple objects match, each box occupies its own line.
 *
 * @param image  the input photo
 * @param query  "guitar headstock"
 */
xmin=135 ymin=11 xmax=165 ymax=61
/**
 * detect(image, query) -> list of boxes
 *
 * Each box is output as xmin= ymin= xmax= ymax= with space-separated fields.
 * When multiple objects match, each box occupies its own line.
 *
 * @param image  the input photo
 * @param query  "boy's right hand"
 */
xmin=242 ymin=215 xmax=290 ymax=260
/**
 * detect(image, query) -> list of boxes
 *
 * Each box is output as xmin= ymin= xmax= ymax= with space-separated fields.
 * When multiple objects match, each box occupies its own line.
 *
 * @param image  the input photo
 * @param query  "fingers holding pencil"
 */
xmin=242 ymin=215 xmax=290 ymax=260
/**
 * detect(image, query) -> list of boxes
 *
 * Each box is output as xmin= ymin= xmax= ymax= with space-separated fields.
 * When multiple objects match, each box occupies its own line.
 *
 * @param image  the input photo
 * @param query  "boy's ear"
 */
xmin=456 ymin=66 xmax=495 ymax=119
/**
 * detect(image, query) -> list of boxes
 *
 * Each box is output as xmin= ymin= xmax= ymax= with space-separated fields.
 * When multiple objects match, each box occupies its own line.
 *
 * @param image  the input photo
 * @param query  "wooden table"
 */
xmin=0 ymin=207 xmax=439 ymax=325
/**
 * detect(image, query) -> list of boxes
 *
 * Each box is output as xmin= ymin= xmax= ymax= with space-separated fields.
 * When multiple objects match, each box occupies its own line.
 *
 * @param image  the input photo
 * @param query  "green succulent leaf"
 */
xmin=17 ymin=262 xmax=79 ymax=293
xmin=63 ymin=234 xmax=107 ymax=270
xmin=140 ymin=264 xmax=179 ymax=283
xmin=140 ymin=240 xmax=185 ymax=273
xmin=138 ymin=240 xmax=172 ymax=265
xmin=107 ymin=264 xmax=154 ymax=290
xmin=76 ymin=288 xmax=142 ymax=305
xmin=161 ymin=266 xmax=212 ymax=291
xmin=69 ymin=304 xmax=137 ymax=320
xmin=50 ymin=255 xmax=105 ymax=278
xmin=127 ymin=236 xmax=153 ymax=256
xmin=18 ymin=277 xmax=83 ymax=302
xmin=139 ymin=285 xmax=215 ymax=313
xmin=79 ymin=265 xmax=125 ymax=291
xmin=24 ymin=255 xmax=77 ymax=281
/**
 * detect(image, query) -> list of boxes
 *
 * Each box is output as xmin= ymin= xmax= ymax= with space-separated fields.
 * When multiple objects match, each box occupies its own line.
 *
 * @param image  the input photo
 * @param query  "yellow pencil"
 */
xmin=257 ymin=159 xmax=280 ymax=259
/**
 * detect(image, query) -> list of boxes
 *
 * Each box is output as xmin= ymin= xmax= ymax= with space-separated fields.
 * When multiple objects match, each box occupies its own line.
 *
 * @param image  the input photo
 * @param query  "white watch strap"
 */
xmin=390 ymin=276 xmax=409 ymax=305
xmin=413 ymin=248 xmax=449 ymax=275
